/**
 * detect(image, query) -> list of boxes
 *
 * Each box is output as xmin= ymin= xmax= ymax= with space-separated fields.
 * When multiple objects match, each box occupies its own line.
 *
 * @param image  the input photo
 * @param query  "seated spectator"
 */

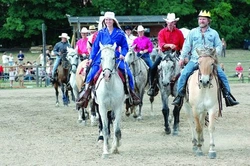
xmin=235 ymin=62 xmax=243 ymax=80
xmin=0 ymin=64 xmax=3 ymax=80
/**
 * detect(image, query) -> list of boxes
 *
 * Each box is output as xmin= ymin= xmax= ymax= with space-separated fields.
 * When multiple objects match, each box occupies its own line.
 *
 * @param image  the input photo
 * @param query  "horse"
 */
xmin=156 ymin=50 xmax=182 ymax=135
xmin=125 ymin=46 xmax=149 ymax=120
xmin=53 ymin=52 xmax=73 ymax=106
xmin=95 ymin=42 xmax=126 ymax=158
xmin=66 ymin=47 xmax=98 ymax=126
xmin=183 ymin=48 xmax=221 ymax=159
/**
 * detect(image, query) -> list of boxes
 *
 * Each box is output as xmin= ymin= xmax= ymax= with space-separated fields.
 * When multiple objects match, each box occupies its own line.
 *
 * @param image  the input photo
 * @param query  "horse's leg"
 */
xmin=54 ymin=84 xmax=59 ymax=107
xmin=172 ymin=106 xmax=181 ymax=136
xmin=96 ymin=106 xmax=104 ymax=143
xmin=90 ymin=98 xmax=98 ymax=126
xmin=111 ymin=108 xmax=122 ymax=154
xmin=136 ymin=89 xmax=144 ymax=120
xmin=194 ymin=111 xmax=204 ymax=156
xmin=160 ymin=93 xmax=171 ymax=134
xmin=208 ymin=109 xmax=217 ymax=159
xmin=183 ymin=103 xmax=197 ymax=151
xmin=99 ymin=107 xmax=109 ymax=158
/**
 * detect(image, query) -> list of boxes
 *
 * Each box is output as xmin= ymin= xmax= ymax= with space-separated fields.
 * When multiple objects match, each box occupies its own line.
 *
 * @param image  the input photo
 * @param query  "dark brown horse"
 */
xmin=53 ymin=53 xmax=74 ymax=106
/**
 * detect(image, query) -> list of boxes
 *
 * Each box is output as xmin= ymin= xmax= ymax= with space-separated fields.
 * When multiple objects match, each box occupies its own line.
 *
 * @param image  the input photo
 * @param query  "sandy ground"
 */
xmin=0 ymin=84 xmax=250 ymax=166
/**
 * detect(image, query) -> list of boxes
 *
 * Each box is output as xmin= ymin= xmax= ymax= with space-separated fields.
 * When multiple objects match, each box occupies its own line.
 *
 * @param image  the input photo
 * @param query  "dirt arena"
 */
xmin=1 ymin=83 xmax=250 ymax=165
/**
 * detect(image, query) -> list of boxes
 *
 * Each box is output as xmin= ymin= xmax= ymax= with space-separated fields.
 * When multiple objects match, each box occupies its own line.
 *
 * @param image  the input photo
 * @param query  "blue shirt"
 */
xmin=53 ymin=41 xmax=71 ymax=56
xmin=90 ymin=27 xmax=128 ymax=64
xmin=17 ymin=53 xmax=24 ymax=61
xmin=180 ymin=26 xmax=222 ymax=62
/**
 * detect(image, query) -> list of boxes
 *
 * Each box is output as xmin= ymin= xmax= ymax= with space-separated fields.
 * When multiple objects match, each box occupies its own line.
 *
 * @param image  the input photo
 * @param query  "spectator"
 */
xmin=220 ymin=63 xmax=225 ymax=72
xmin=235 ymin=62 xmax=243 ymax=80
xmin=2 ymin=52 xmax=9 ymax=73
xmin=8 ymin=53 xmax=14 ymax=66
xmin=37 ymin=50 xmax=45 ymax=67
xmin=0 ymin=64 xmax=3 ymax=80
xmin=46 ymin=50 xmax=51 ymax=60
xmin=17 ymin=50 xmax=25 ymax=64
xmin=221 ymin=38 xmax=226 ymax=57
xmin=87 ymin=25 xmax=97 ymax=53
xmin=9 ymin=66 xmax=16 ymax=88
xmin=17 ymin=64 xmax=25 ymax=87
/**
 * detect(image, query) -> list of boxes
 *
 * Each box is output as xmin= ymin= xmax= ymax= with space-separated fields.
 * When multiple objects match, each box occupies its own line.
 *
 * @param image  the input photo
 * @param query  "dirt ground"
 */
xmin=1 ymin=83 xmax=250 ymax=166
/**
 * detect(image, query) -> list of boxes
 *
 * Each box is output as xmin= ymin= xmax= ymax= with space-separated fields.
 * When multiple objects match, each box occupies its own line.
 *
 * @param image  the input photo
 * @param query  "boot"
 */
xmin=76 ymin=84 xmax=92 ymax=108
xmin=130 ymin=89 xmax=141 ymax=105
xmin=172 ymin=89 xmax=185 ymax=107
xmin=222 ymin=88 xmax=239 ymax=107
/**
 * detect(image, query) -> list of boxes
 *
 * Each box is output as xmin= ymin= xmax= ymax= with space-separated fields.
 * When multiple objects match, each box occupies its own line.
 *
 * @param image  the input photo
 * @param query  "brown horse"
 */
xmin=53 ymin=53 xmax=73 ymax=106
xmin=183 ymin=48 xmax=221 ymax=159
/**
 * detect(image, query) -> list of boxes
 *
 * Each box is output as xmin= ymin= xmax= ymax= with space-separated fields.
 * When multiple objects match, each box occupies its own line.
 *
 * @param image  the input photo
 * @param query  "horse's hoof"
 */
xmin=77 ymin=119 xmax=83 ymax=123
xmin=196 ymin=151 xmax=204 ymax=156
xmin=81 ymin=121 xmax=86 ymax=126
xmin=192 ymin=146 xmax=198 ymax=152
xmin=208 ymin=151 xmax=216 ymax=159
xmin=125 ymin=112 xmax=130 ymax=117
xmin=136 ymin=116 xmax=142 ymax=120
xmin=98 ymin=136 xmax=104 ymax=143
xmin=102 ymin=153 xmax=109 ymax=159
xmin=165 ymin=127 xmax=171 ymax=135
xmin=172 ymin=130 xmax=178 ymax=136
xmin=111 ymin=148 xmax=119 ymax=154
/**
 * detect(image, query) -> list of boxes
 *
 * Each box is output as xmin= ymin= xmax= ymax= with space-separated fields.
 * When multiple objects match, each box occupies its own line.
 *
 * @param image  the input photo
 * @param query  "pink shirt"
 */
xmin=76 ymin=38 xmax=89 ymax=55
xmin=132 ymin=36 xmax=153 ymax=53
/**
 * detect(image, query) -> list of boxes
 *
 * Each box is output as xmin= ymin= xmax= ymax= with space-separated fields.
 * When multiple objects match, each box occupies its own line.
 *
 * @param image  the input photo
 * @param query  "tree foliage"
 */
xmin=0 ymin=0 xmax=249 ymax=48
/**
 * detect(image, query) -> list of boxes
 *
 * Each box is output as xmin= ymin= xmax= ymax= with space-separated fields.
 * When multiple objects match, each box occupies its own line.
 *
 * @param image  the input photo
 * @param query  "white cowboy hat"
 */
xmin=163 ymin=13 xmax=180 ymax=22
xmin=80 ymin=27 xmax=89 ymax=33
xmin=137 ymin=25 xmax=145 ymax=32
xmin=59 ymin=33 xmax=70 ymax=39
xmin=89 ymin=25 xmax=96 ymax=31
xmin=103 ymin=11 xmax=121 ymax=29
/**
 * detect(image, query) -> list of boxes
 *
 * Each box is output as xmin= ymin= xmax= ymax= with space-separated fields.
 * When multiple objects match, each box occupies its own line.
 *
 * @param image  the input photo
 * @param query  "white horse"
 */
xmin=158 ymin=51 xmax=182 ymax=135
xmin=67 ymin=47 xmax=96 ymax=126
xmin=125 ymin=46 xmax=149 ymax=120
xmin=183 ymin=48 xmax=221 ymax=159
xmin=95 ymin=43 xmax=126 ymax=158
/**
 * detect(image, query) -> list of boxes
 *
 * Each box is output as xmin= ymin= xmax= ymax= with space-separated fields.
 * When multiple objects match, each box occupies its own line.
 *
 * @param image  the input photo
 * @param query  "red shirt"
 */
xmin=0 ymin=65 xmax=3 ymax=73
xmin=235 ymin=66 xmax=243 ymax=73
xmin=158 ymin=27 xmax=184 ymax=52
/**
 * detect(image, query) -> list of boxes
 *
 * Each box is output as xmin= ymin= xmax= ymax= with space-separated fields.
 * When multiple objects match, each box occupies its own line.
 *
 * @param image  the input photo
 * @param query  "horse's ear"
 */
xmin=196 ymin=48 xmax=202 ymax=56
xmin=99 ymin=42 xmax=104 ymax=49
xmin=112 ymin=42 xmax=117 ymax=50
xmin=131 ymin=44 xmax=136 ymax=50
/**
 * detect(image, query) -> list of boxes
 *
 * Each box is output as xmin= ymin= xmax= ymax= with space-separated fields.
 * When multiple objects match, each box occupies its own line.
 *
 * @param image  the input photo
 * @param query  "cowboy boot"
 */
xmin=221 ymin=88 xmax=239 ymax=107
xmin=130 ymin=89 xmax=141 ymax=105
xmin=172 ymin=89 xmax=185 ymax=107
xmin=76 ymin=83 xmax=92 ymax=108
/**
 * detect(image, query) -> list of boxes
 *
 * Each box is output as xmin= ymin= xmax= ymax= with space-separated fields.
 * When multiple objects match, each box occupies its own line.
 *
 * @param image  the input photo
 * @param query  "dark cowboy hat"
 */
xmin=124 ymin=26 xmax=132 ymax=31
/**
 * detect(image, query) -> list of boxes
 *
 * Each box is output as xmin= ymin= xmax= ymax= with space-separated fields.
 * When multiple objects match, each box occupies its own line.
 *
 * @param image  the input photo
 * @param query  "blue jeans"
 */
xmin=86 ymin=60 xmax=135 ymax=90
xmin=177 ymin=61 xmax=230 ymax=93
xmin=137 ymin=53 xmax=153 ymax=68
xmin=52 ymin=55 xmax=61 ymax=77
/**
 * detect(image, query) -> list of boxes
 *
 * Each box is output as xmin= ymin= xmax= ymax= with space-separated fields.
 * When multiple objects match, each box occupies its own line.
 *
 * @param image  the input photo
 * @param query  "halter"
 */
xmin=197 ymin=55 xmax=216 ymax=89
xmin=67 ymin=51 xmax=79 ymax=73
xmin=100 ymin=45 xmax=118 ymax=77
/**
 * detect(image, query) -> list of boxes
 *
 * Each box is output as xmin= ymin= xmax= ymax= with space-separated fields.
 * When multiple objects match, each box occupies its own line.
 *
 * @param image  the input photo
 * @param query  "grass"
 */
xmin=1 ymin=49 xmax=250 ymax=89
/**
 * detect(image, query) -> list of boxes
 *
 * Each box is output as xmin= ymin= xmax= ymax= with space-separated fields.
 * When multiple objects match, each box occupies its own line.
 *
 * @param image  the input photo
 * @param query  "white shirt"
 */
xmin=125 ymin=34 xmax=136 ymax=47
xmin=2 ymin=54 xmax=9 ymax=64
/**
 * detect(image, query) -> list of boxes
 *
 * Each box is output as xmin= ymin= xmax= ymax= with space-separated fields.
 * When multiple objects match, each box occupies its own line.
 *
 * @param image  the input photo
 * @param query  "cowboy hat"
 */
xmin=163 ymin=13 xmax=180 ymax=22
xmin=103 ymin=11 xmax=121 ymax=29
xmin=124 ymin=26 xmax=132 ymax=31
xmin=89 ymin=25 xmax=96 ymax=31
xmin=59 ymin=33 xmax=70 ymax=39
xmin=80 ymin=27 xmax=89 ymax=33
xmin=198 ymin=10 xmax=211 ymax=18
xmin=137 ymin=25 xmax=145 ymax=32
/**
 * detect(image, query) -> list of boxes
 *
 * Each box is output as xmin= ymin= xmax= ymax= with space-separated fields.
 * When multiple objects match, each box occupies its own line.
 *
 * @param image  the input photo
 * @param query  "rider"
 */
xmin=76 ymin=11 xmax=140 ymax=107
xmin=75 ymin=27 xmax=90 ymax=62
xmin=51 ymin=33 xmax=71 ymax=83
xmin=172 ymin=10 xmax=239 ymax=107
xmin=147 ymin=13 xmax=184 ymax=96
xmin=124 ymin=25 xmax=136 ymax=47
xmin=131 ymin=25 xmax=154 ymax=69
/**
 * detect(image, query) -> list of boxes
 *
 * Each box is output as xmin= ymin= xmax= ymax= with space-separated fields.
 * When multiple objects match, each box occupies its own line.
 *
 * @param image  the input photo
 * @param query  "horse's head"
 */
xmin=66 ymin=47 xmax=78 ymax=73
xmin=125 ymin=45 xmax=137 ymax=65
xmin=158 ymin=51 xmax=180 ymax=87
xmin=100 ymin=42 xmax=117 ymax=81
xmin=197 ymin=48 xmax=217 ymax=88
